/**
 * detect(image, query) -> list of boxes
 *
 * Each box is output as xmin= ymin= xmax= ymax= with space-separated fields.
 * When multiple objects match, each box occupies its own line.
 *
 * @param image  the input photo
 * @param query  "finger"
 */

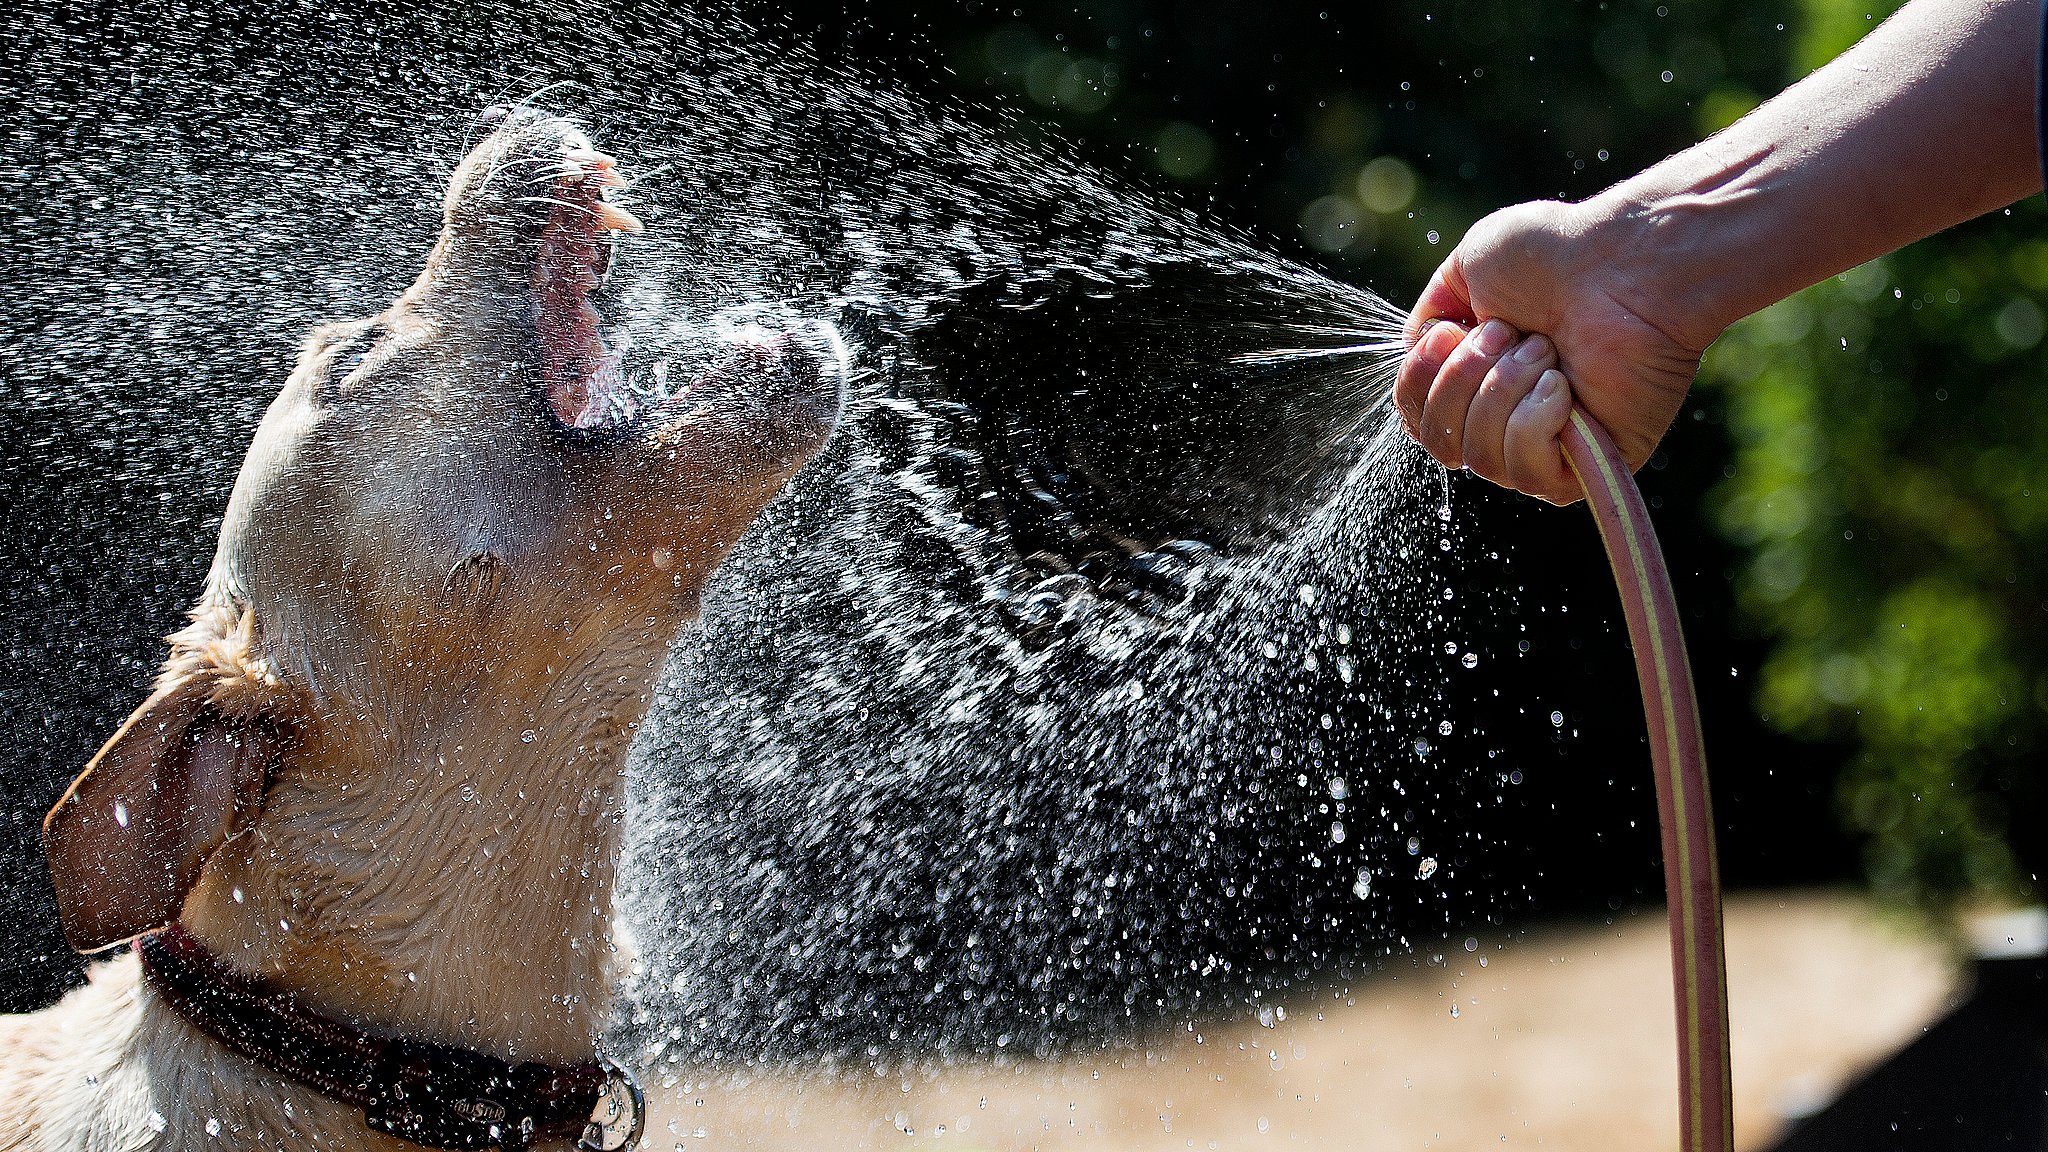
xmin=1404 ymin=257 xmax=1477 ymax=349
xmin=1394 ymin=320 xmax=1466 ymax=438
xmin=1419 ymin=318 xmax=1519 ymax=469
xmin=1463 ymin=332 xmax=1555 ymax=486
xmin=1503 ymin=368 xmax=1579 ymax=505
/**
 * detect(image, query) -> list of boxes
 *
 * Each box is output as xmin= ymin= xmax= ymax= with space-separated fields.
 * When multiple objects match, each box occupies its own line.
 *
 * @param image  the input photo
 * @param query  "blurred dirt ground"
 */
xmin=644 ymin=890 xmax=1957 ymax=1150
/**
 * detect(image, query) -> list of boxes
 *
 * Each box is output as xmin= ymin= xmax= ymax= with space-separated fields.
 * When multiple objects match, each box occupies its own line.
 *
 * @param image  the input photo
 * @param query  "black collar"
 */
xmin=138 ymin=924 xmax=643 ymax=1151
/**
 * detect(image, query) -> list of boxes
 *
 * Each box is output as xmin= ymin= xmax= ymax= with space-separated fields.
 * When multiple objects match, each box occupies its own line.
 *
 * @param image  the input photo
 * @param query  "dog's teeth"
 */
xmin=595 ymin=201 xmax=643 ymax=234
xmin=567 ymin=148 xmax=629 ymax=188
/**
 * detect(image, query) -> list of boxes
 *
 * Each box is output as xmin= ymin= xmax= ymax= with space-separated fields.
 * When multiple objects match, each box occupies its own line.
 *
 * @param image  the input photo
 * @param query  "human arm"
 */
xmin=1396 ymin=0 xmax=2044 ymax=504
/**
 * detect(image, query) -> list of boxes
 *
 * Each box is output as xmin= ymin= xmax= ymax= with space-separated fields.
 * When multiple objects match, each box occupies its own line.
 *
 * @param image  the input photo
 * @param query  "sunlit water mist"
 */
xmin=1 ymin=3 xmax=1488 ymax=1061
xmin=622 ymin=270 xmax=1454 ymax=1067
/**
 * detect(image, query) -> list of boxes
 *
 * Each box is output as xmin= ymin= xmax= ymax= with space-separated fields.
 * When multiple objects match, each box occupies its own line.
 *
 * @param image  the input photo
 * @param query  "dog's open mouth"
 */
xmin=498 ymin=125 xmax=844 ymax=438
xmin=529 ymin=146 xmax=643 ymax=431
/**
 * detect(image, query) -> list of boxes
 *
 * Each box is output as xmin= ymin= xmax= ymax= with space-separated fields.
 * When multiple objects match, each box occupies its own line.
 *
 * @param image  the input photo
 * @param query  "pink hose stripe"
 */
xmin=1562 ymin=409 xmax=1734 ymax=1152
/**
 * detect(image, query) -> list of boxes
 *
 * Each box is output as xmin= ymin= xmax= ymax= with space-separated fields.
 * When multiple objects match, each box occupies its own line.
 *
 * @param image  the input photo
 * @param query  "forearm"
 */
xmin=1585 ymin=0 xmax=2042 ymax=344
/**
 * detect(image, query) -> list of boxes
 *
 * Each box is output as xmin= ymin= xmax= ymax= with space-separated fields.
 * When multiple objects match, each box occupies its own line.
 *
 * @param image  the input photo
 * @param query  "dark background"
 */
xmin=0 ymin=0 xmax=1856 ymax=1017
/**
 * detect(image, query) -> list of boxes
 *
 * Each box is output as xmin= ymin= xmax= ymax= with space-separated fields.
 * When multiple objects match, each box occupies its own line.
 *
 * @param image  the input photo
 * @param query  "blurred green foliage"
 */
xmin=906 ymin=0 xmax=2043 ymax=910
xmin=923 ymin=0 xmax=1799 ymax=293
xmin=1703 ymin=0 xmax=2044 ymax=911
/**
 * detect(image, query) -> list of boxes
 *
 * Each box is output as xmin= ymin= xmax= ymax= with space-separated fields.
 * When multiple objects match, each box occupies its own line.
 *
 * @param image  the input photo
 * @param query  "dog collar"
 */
xmin=137 ymin=924 xmax=644 ymax=1151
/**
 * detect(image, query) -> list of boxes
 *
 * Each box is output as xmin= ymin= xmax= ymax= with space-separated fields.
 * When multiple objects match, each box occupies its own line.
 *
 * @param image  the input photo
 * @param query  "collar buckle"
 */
xmin=577 ymin=1056 xmax=645 ymax=1151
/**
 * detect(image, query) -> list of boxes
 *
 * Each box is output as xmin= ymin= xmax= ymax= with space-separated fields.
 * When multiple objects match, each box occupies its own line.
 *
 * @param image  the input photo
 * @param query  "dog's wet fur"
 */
xmin=0 ymin=108 xmax=842 ymax=1150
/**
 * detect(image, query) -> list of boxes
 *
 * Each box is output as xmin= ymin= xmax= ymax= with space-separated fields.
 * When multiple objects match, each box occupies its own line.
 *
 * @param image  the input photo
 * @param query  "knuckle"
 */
xmin=1421 ymin=417 xmax=1460 ymax=456
xmin=1438 ymin=335 xmax=1494 ymax=376
xmin=1395 ymin=355 xmax=1431 ymax=394
xmin=1474 ymin=371 xmax=1526 ymax=408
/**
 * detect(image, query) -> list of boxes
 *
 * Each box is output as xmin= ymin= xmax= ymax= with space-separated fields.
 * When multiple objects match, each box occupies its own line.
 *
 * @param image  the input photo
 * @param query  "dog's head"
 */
xmin=43 ymin=109 xmax=844 ymax=954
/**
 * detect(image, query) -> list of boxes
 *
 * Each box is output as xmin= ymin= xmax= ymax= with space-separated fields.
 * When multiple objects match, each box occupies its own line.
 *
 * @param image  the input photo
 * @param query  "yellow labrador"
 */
xmin=0 ymin=108 xmax=842 ymax=1151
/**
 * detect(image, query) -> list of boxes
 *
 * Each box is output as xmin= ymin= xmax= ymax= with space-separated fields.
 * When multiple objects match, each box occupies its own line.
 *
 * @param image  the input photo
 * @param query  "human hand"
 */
xmin=1395 ymin=199 xmax=1713 ymax=505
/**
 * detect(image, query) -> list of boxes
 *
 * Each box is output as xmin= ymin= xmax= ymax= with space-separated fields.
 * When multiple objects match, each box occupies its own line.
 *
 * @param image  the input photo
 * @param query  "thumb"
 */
xmin=1404 ymin=253 xmax=1478 ymax=349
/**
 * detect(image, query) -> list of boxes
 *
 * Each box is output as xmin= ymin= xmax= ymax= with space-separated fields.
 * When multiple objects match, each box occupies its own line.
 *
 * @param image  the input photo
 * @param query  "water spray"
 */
xmin=1 ymin=2 xmax=1747 ymax=1135
xmin=1559 ymin=407 xmax=1733 ymax=1152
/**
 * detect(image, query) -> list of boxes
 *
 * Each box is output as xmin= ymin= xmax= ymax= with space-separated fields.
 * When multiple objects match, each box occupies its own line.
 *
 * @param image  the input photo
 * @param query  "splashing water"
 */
xmin=0 ymin=3 xmax=1481 ymax=1066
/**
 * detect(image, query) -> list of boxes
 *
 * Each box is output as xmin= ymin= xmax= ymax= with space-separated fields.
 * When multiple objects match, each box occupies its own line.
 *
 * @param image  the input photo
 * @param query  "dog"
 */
xmin=0 ymin=107 xmax=842 ymax=1151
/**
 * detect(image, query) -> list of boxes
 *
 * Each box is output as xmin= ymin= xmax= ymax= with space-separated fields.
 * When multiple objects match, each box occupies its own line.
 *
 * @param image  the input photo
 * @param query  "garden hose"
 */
xmin=1560 ymin=406 xmax=1734 ymax=1152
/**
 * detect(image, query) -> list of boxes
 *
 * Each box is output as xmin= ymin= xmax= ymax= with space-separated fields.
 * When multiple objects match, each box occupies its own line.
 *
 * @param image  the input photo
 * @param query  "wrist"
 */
xmin=1569 ymin=176 xmax=1744 ymax=356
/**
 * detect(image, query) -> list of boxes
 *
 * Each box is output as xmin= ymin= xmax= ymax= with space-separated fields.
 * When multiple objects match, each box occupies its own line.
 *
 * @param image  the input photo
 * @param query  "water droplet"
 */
xmin=521 ymin=729 xmax=538 ymax=743
xmin=1438 ymin=720 xmax=1454 ymax=736
xmin=1549 ymin=710 xmax=1564 ymax=727
xmin=1461 ymin=651 xmax=1479 ymax=669
xmin=1417 ymin=857 xmax=1439 ymax=880
xmin=1327 ymin=776 xmax=1349 ymax=800
xmin=1328 ymin=821 xmax=1346 ymax=844
xmin=1351 ymin=870 xmax=1373 ymax=899
xmin=113 ymin=801 xmax=129 ymax=828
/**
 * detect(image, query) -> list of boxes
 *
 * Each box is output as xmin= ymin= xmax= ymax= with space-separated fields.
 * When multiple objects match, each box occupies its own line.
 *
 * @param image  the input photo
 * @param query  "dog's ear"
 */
xmin=43 ymin=640 xmax=283 ymax=954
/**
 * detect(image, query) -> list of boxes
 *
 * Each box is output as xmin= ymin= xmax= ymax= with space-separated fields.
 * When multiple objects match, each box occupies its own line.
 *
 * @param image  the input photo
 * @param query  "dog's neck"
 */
xmin=175 ymin=621 xmax=667 ymax=1068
